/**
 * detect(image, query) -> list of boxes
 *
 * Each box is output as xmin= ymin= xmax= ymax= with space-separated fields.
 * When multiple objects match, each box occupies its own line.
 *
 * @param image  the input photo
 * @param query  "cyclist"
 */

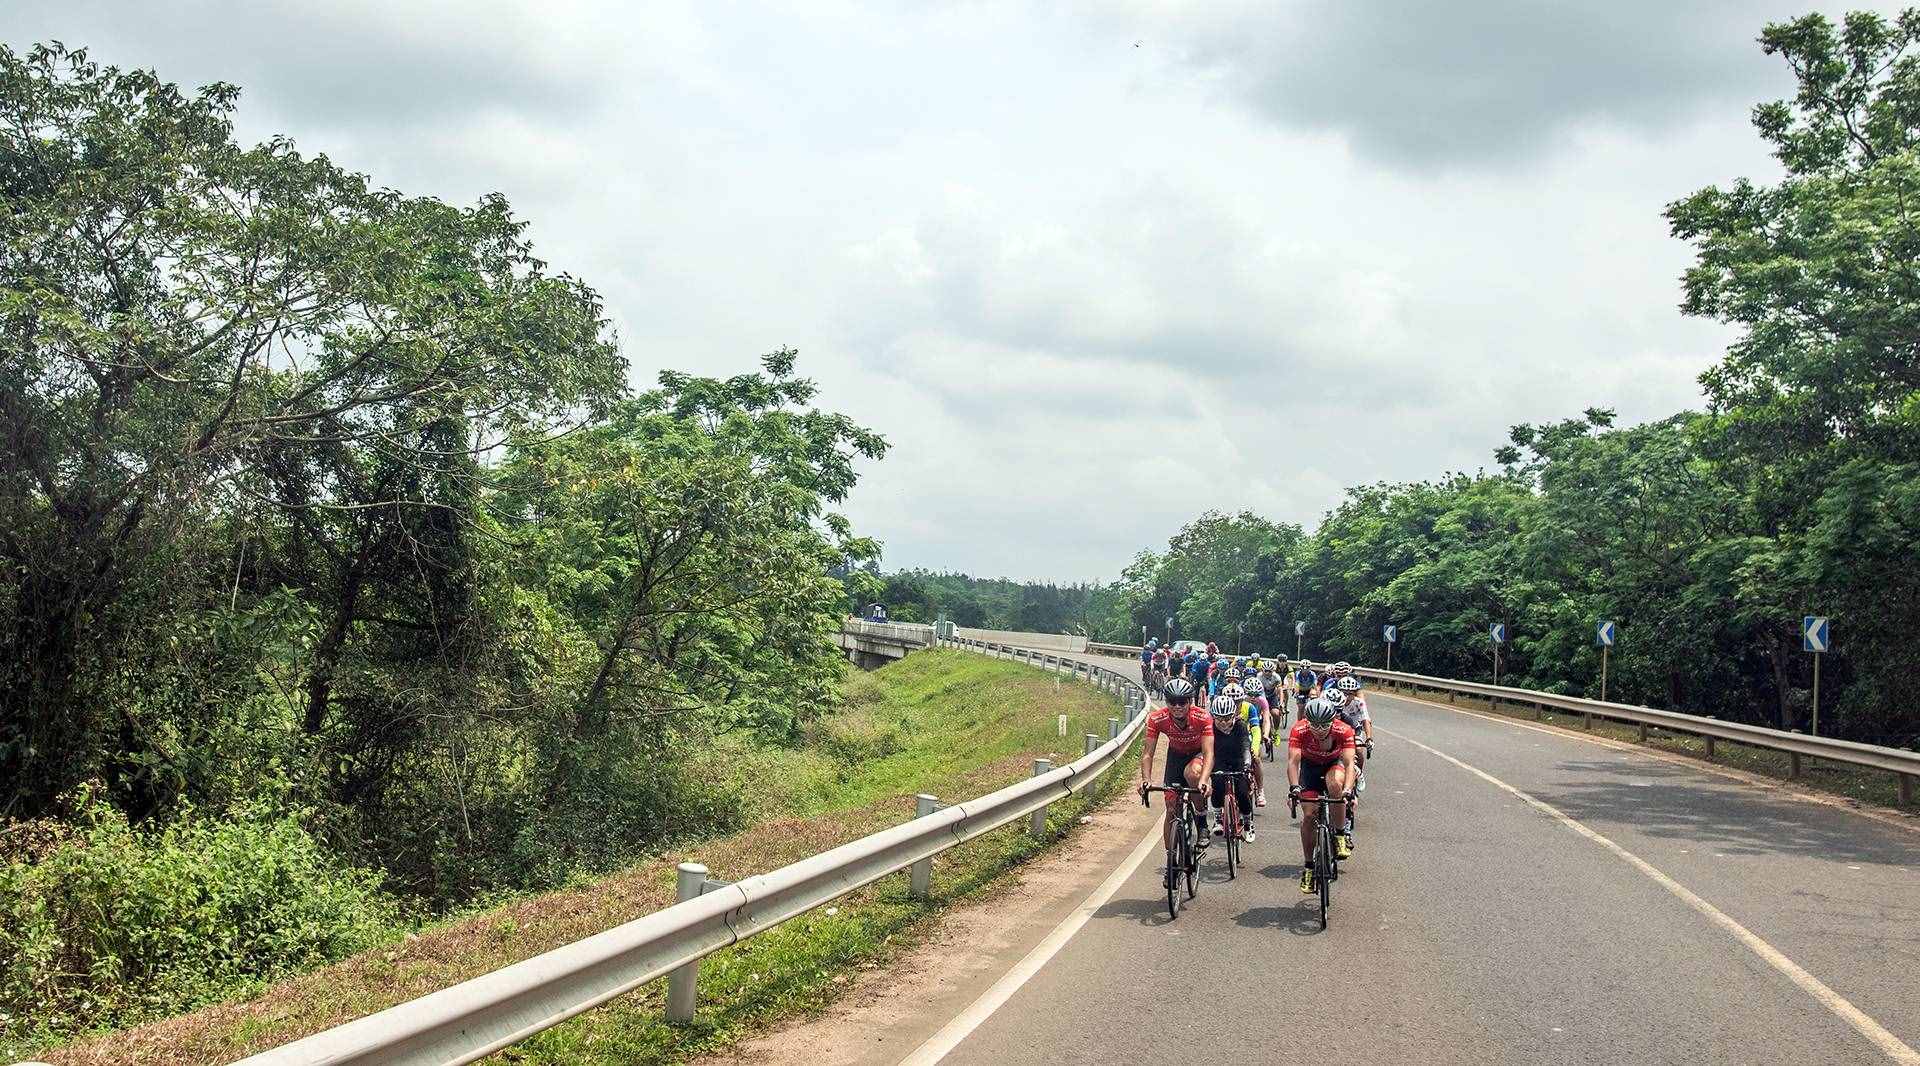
xmin=1227 ymin=681 xmax=1269 ymax=807
xmin=1321 ymin=687 xmax=1368 ymax=851
xmin=1189 ymin=651 xmax=1213 ymax=699
xmin=1206 ymin=694 xmax=1255 ymax=843
xmin=1138 ymin=678 xmax=1214 ymax=878
xmin=1335 ymin=675 xmax=1372 ymax=794
xmin=1140 ymin=638 xmax=1157 ymax=685
xmin=1290 ymin=661 xmax=1320 ymax=721
xmin=1287 ymin=696 xmax=1357 ymax=895
xmin=1259 ymin=659 xmax=1286 ymax=735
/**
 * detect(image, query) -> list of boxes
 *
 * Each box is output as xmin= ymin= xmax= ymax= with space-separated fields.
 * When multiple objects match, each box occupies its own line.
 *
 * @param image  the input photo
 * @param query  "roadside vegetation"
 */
xmin=0 ymin=42 xmax=892 ymax=1055
xmin=16 ymin=649 xmax=1132 ymax=1065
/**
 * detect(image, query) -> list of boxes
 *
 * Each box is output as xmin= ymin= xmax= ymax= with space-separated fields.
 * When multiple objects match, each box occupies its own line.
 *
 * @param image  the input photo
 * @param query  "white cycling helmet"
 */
xmin=1209 ymin=695 xmax=1236 ymax=721
xmin=1322 ymin=688 xmax=1348 ymax=710
xmin=1222 ymin=683 xmax=1245 ymax=700
xmin=1337 ymin=676 xmax=1361 ymax=692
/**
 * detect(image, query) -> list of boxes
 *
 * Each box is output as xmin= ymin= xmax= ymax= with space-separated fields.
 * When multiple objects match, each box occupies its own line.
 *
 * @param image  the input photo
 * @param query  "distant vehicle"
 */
xmin=1171 ymin=640 xmax=1207 ymax=655
xmin=865 ymin=603 xmax=888 ymax=622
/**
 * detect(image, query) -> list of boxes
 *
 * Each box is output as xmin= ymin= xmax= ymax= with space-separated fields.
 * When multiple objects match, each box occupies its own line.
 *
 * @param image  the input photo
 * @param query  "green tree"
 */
xmin=0 ymin=44 xmax=624 ymax=814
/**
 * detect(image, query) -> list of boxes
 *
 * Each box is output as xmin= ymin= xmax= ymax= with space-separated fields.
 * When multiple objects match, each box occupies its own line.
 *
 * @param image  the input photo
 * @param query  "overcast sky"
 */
xmin=5 ymin=2 xmax=1897 ymax=581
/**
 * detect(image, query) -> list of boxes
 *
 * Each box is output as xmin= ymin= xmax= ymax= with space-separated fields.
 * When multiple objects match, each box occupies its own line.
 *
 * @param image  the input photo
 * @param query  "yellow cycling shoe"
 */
xmin=1299 ymin=868 xmax=1315 ymax=894
xmin=1333 ymin=835 xmax=1353 ymax=861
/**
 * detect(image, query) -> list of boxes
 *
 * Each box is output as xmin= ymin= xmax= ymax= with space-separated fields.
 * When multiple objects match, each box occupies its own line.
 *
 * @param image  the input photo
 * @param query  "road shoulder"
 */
xmin=696 ymin=775 xmax=1158 ymax=1066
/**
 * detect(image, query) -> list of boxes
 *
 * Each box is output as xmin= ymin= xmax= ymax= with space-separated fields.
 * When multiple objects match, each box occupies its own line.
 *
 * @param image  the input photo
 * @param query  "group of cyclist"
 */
xmin=1137 ymin=639 xmax=1373 ymax=897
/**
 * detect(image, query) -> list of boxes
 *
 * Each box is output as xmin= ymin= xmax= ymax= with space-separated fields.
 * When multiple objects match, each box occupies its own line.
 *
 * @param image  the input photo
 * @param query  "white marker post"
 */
xmin=1383 ymin=624 xmax=1397 ymax=670
xmin=1490 ymin=622 xmax=1506 ymax=686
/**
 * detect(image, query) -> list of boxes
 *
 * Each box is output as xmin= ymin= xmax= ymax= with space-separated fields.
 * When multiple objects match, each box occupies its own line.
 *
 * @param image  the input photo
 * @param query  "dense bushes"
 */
xmin=0 ymin=793 xmax=400 ymax=1043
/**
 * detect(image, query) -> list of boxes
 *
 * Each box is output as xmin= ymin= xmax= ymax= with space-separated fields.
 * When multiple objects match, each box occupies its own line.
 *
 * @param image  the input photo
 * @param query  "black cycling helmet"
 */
xmin=1303 ymin=697 xmax=1336 ymax=727
xmin=1164 ymin=677 xmax=1196 ymax=704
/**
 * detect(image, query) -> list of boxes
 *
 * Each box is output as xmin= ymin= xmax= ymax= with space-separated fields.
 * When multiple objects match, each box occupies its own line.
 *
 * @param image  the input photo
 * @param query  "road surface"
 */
xmin=911 ymin=647 xmax=1920 ymax=1066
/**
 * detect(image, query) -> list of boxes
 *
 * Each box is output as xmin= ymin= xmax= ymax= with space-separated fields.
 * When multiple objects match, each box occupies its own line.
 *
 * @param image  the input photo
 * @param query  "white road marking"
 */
xmin=897 ymin=818 xmax=1164 ymax=1066
xmin=1384 ymin=726 xmax=1920 ymax=1066
xmin=1374 ymin=688 xmax=1920 ymax=837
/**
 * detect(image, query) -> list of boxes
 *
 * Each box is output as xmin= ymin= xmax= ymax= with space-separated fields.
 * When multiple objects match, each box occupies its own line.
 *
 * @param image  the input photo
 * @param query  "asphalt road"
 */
xmin=924 ymin=650 xmax=1920 ymax=1066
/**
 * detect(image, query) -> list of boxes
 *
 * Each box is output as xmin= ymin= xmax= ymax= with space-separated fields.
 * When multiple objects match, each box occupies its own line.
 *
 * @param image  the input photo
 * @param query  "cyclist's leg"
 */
xmin=1159 ymin=753 xmax=1187 ymax=851
xmin=1181 ymin=754 xmax=1209 ymax=843
xmin=1325 ymin=765 xmax=1352 ymax=855
xmin=1234 ymin=774 xmax=1254 ymax=839
xmin=1209 ymin=770 xmax=1228 ymax=836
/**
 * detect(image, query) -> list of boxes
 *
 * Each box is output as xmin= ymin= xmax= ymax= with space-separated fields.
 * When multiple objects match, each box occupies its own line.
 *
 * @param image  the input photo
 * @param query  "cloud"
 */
xmin=1122 ymin=0 xmax=1898 ymax=170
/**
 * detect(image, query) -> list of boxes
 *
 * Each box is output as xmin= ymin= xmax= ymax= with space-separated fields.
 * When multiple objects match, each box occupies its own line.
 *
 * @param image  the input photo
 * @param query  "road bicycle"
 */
xmin=1289 ymin=791 xmax=1353 ymax=930
xmin=1148 ymin=666 xmax=1168 ymax=696
xmin=1212 ymin=770 xmax=1251 ymax=879
xmin=1142 ymin=783 xmax=1204 ymax=918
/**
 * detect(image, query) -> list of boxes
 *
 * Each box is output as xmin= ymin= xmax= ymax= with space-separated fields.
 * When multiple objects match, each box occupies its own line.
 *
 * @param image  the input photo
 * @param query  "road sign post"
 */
xmin=1596 ymin=621 xmax=1617 ymax=702
xmin=1236 ymin=620 xmax=1245 ymax=654
xmin=1803 ymin=616 xmax=1830 ymax=735
xmin=1383 ymin=624 xmax=1397 ymax=670
xmin=1490 ymin=622 xmax=1506 ymax=686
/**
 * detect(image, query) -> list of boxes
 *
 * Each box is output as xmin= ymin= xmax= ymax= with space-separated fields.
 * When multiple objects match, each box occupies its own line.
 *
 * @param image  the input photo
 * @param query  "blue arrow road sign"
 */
xmin=1383 ymin=624 xmax=1397 ymax=643
xmin=1596 ymin=620 xmax=1617 ymax=648
xmin=1490 ymin=623 xmax=1506 ymax=644
xmin=1803 ymin=616 xmax=1830 ymax=653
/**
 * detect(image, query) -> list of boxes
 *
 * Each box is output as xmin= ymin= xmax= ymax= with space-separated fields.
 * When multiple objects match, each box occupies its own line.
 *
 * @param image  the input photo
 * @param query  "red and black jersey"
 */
xmin=1288 ymin=718 xmax=1356 ymax=766
xmin=1146 ymin=705 xmax=1213 ymax=755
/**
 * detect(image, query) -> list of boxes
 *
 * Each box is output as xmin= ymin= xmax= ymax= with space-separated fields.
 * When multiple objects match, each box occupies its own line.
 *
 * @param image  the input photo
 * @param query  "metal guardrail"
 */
xmin=1073 ymin=639 xmax=1918 ymax=802
xmin=232 ymin=638 xmax=1147 ymax=1066
xmin=841 ymin=618 xmax=937 ymax=646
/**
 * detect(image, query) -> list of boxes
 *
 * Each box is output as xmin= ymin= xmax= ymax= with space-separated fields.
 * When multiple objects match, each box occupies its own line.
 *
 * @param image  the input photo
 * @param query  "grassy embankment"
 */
xmin=42 ymin=648 xmax=1136 ymax=1066
xmin=1370 ymin=678 xmax=1917 ymax=811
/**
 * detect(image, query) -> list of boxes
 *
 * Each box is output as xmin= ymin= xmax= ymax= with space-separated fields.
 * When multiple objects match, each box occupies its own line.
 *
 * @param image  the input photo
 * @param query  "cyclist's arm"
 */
xmin=1286 ymin=747 xmax=1302 ymax=790
xmin=1198 ymin=729 xmax=1215 ymax=793
xmin=1137 ymin=732 xmax=1159 ymax=795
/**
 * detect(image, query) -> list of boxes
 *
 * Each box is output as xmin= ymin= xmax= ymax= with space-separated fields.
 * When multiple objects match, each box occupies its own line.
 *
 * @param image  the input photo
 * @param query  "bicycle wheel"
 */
xmin=1314 ymin=825 xmax=1332 ymax=929
xmin=1224 ymin=799 xmax=1239 ymax=880
xmin=1175 ymin=818 xmax=1190 ymax=902
xmin=1165 ymin=844 xmax=1180 ymax=920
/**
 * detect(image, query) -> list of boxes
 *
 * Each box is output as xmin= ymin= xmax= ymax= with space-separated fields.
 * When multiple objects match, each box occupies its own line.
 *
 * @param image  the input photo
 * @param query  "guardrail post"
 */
xmin=1109 ymin=717 xmax=1120 ymax=741
xmin=666 ymin=863 xmax=711 ymax=1021
xmin=1638 ymin=721 xmax=1649 ymax=744
xmin=1790 ymin=751 xmax=1802 ymax=778
xmin=1705 ymin=736 xmax=1716 ymax=760
xmin=910 ymin=794 xmax=938 ymax=899
xmin=1085 ymin=733 xmax=1099 ymax=756
xmin=1030 ymin=759 xmax=1053 ymax=837
xmin=1901 ymin=773 xmax=1913 ymax=807
xmin=1583 ymin=710 xmax=1592 ymax=730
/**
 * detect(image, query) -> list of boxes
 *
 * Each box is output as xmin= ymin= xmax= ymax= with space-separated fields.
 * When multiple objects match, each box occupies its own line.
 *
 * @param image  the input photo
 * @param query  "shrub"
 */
xmin=0 ymin=791 xmax=402 ymax=1045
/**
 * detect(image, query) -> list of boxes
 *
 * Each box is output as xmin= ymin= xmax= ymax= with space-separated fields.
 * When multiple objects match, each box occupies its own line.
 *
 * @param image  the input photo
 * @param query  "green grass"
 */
xmin=1375 ymin=680 xmax=1917 ymax=811
xmin=499 ymin=649 xmax=1136 ymax=1065
xmin=45 ymin=649 xmax=1134 ymax=1066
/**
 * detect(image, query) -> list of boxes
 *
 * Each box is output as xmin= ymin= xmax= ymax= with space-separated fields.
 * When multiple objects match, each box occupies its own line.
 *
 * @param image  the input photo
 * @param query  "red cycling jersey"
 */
xmin=1288 ymin=718 xmax=1356 ymax=766
xmin=1146 ymin=705 xmax=1214 ymax=755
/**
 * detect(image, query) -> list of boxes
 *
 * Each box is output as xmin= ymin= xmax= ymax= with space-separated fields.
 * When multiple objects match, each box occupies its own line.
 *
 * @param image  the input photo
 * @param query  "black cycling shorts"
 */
xmin=1298 ymin=759 xmax=1343 ymax=797
xmin=1209 ymin=770 xmax=1252 ymax=812
xmin=1162 ymin=750 xmax=1204 ymax=789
